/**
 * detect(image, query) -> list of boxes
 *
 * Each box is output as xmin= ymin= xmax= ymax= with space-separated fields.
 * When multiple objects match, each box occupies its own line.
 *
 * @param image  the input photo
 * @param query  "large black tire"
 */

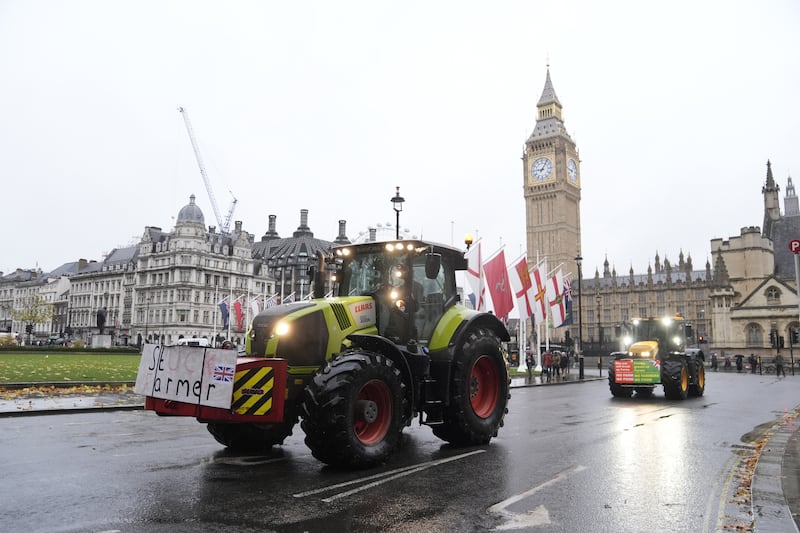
xmin=609 ymin=382 xmax=633 ymax=398
xmin=300 ymin=350 xmax=407 ymax=468
xmin=663 ymin=359 xmax=689 ymax=400
xmin=432 ymin=328 xmax=510 ymax=445
xmin=206 ymin=421 xmax=295 ymax=451
xmin=688 ymin=362 xmax=705 ymax=397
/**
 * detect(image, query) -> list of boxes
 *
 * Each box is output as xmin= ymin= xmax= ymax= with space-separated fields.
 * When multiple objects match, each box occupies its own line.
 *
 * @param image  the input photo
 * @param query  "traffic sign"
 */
xmin=790 ymin=240 xmax=800 ymax=254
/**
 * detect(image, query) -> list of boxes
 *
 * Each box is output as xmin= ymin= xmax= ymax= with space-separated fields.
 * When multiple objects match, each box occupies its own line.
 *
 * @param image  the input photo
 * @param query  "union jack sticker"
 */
xmin=213 ymin=364 xmax=235 ymax=383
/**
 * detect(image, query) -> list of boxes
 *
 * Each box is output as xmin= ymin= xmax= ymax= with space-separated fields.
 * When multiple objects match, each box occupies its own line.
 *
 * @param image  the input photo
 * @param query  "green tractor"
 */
xmin=607 ymin=316 xmax=705 ymax=400
xmin=142 ymin=239 xmax=510 ymax=468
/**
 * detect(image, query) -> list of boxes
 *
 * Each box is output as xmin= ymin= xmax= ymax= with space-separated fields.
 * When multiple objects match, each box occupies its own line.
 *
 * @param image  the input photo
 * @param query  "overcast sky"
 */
xmin=2 ymin=0 xmax=799 ymax=281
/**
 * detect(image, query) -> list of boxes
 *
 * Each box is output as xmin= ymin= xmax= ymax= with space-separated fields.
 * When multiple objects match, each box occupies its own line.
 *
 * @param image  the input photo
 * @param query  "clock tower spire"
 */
xmin=523 ymin=67 xmax=582 ymax=273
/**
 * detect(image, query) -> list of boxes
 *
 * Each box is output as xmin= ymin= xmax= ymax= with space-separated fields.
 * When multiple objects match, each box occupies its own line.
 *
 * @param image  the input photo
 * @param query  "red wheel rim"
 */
xmin=354 ymin=379 xmax=392 ymax=445
xmin=470 ymin=355 xmax=499 ymax=418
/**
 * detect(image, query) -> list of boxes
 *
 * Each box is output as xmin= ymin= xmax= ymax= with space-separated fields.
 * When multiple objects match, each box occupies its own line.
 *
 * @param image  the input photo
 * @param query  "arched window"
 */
xmin=766 ymin=287 xmax=781 ymax=305
xmin=746 ymin=323 xmax=762 ymax=347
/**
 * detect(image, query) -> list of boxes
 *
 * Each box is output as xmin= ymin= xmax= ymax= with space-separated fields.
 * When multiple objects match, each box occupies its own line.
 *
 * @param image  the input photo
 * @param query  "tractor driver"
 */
xmin=379 ymin=260 xmax=418 ymax=342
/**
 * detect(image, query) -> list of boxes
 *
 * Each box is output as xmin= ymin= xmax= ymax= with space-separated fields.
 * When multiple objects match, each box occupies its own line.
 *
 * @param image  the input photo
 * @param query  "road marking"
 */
xmin=293 ymin=449 xmax=486 ymax=502
xmin=701 ymin=452 xmax=740 ymax=533
xmin=488 ymin=464 xmax=586 ymax=531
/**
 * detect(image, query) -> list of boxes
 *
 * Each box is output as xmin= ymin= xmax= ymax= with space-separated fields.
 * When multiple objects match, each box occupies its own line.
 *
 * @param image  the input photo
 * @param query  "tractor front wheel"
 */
xmin=432 ymin=328 xmax=510 ymax=445
xmin=206 ymin=421 xmax=295 ymax=451
xmin=301 ymin=350 xmax=407 ymax=468
xmin=663 ymin=360 xmax=689 ymax=400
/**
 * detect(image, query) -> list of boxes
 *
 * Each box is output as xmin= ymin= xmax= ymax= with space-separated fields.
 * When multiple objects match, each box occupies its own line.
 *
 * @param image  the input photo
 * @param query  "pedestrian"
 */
xmin=543 ymin=351 xmax=553 ymax=382
xmin=749 ymin=353 xmax=757 ymax=374
xmin=552 ymin=351 xmax=561 ymax=380
xmin=774 ymin=353 xmax=786 ymax=377
xmin=710 ymin=352 xmax=718 ymax=371
xmin=525 ymin=350 xmax=535 ymax=380
xmin=560 ymin=349 xmax=569 ymax=378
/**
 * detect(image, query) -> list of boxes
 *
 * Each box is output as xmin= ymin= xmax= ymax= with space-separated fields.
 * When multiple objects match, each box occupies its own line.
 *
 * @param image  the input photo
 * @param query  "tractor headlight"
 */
xmin=672 ymin=336 xmax=681 ymax=346
xmin=274 ymin=321 xmax=291 ymax=336
xmin=641 ymin=350 xmax=652 ymax=358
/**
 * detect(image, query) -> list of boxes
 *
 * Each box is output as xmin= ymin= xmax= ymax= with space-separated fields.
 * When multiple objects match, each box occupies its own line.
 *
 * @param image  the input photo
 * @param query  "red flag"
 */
xmin=483 ymin=249 xmax=514 ymax=320
xmin=233 ymin=300 xmax=244 ymax=331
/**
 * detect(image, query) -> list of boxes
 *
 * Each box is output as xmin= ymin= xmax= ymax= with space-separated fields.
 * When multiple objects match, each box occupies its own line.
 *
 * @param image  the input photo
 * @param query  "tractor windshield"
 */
xmin=626 ymin=318 xmax=685 ymax=353
xmin=339 ymin=251 xmax=408 ymax=297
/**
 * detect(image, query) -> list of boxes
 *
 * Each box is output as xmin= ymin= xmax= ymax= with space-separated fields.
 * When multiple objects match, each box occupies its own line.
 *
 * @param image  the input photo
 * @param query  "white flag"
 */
xmin=546 ymin=269 xmax=565 ymax=327
xmin=464 ymin=240 xmax=486 ymax=311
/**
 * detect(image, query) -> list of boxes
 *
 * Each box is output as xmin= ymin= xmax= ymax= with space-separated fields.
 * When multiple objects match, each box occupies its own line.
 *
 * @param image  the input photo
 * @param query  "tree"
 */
xmin=11 ymin=293 xmax=53 ymax=332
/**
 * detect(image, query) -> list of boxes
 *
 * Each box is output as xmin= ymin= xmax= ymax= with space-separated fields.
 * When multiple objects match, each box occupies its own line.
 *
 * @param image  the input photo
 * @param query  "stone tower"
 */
xmin=523 ymin=67 xmax=581 ymax=274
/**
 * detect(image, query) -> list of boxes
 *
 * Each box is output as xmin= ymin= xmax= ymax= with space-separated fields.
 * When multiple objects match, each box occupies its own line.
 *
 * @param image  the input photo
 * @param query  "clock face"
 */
xmin=532 ymin=157 xmax=553 ymax=181
xmin=568 ymin=159 xmax=578 ymax=182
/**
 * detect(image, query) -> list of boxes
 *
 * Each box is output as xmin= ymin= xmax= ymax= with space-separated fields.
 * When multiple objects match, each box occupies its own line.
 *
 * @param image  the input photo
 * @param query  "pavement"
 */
xmin=1 ymin=366 xmax=798 ymax=531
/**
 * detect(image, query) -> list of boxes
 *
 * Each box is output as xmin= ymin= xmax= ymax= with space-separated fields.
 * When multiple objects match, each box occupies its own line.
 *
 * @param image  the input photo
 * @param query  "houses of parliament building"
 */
xmin=524 ymin=68 xmax=799 ymax=358
xmin=1 ymin=68 xmax=797 ymax=357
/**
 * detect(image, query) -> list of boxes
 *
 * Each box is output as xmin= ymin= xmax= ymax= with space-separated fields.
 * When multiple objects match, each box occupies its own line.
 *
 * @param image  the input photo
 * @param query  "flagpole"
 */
xmin=544 ymin=258 xmax=550 ymax=352
xmin=213 ymin=286 xmax=218 ymax=347
xmin=227 ymin=287 xmax=232 ymax=341
xmin=517 ymin=316 xmax=527 ymax=373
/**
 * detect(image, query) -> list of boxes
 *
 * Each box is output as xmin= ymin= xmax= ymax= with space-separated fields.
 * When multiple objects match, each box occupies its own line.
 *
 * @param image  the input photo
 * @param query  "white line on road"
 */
xmin=293 ymin=449 xmax=486 ymax=502
xmin=488 ymin=464 xmax=587 ymax=531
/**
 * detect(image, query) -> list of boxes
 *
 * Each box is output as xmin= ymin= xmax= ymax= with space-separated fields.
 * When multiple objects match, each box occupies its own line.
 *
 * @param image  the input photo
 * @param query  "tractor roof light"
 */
xmin=274 ymin=321 xmax=291 ymax=337
xmin=623 ymin=335 xmax=632 ymax=346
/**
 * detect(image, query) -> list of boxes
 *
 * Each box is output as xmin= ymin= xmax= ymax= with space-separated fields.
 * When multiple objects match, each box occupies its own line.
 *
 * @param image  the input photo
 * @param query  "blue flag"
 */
xmin=560 ymin=279 xmax=573 ymax=327
xmin=219 ymin=301 xmax=229 ymax=328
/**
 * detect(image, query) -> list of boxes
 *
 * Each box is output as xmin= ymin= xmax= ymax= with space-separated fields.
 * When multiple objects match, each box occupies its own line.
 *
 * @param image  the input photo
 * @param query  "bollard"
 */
xmin=579 ymin=356 xmax=584 ymax=379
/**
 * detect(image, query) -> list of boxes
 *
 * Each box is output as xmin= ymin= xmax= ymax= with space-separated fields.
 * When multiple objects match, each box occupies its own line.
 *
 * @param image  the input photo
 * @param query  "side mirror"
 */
xmin=425 ymin=252 xmax=441 ymax=279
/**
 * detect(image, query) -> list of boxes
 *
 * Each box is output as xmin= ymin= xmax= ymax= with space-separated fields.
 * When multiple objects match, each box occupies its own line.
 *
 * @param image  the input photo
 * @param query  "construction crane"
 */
xmin=178 ymin=107 xmax=237 ymax=234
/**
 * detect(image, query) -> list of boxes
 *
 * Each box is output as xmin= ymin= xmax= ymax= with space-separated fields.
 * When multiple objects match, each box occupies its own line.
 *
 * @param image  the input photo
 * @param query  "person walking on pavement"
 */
xmin=560 ymin=350 xmax=570 ymax=378
xmin=543 ymin=351 xmax=553 ymax=383
xmin=749 ymin=353 xmax=757 ymax=374
xmin=552 ymin=351 xmax=561 ymax=380
xmin=525 ymin=350 xmax=535 ymax=381
xmin=774 ymin=353 xmax=786 ymax=377
xmin=711 ymin=352 xmax=718 ymax=371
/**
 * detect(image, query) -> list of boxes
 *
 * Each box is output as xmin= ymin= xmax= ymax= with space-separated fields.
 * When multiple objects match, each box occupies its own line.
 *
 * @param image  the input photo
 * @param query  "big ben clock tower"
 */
xmin=523 ymin=67 xmax=581 ymax=274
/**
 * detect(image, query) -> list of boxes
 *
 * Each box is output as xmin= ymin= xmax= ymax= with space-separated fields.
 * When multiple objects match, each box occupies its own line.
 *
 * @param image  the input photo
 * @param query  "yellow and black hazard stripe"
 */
xmin=231 ymin=366 xmax=275 ymax=416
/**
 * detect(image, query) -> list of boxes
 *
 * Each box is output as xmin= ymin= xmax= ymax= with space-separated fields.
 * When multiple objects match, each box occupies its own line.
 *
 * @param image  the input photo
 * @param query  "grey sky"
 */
xmin=2 ymin=0 xmax=798 ymax=280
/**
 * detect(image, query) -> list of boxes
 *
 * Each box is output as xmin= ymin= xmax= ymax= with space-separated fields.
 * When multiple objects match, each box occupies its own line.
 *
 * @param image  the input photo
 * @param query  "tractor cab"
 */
xmin=332 ymin=240 xmax=463 ymax=345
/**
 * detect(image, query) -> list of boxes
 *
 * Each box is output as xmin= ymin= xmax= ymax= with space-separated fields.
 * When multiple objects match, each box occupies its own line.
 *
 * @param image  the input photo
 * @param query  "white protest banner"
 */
xmin=135 ymin=344 xmax=238 ymax=409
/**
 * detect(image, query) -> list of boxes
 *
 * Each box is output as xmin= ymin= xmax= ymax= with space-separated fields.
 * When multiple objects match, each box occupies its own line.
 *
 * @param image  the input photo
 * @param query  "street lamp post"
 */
xmin=575 ymin=255 xmax=584 ymax=379
xmin=144 ymin=296 xmax=150 ymax=344
xmin=596 ymin=294 xmax=602 ymax=377
xmin=391 ymin=186 xmax=405 ymax=239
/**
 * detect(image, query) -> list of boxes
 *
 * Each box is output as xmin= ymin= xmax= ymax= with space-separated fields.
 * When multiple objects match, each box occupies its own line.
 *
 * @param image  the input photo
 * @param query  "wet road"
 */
xmin=1 ymin=372 xmax=797 ymax=532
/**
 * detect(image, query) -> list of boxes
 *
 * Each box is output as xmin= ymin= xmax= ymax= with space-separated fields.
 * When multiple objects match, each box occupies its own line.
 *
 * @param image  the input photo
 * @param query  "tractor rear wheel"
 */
xmin=301 ymin=350 xmax=407 ymax=468
xmin=206 ymin=421 xmax=295 ymax=451
xmin=432 ymin=328 xmax=510 ymax=445
xmin=689 ymin=362 xmax=705 ymax=397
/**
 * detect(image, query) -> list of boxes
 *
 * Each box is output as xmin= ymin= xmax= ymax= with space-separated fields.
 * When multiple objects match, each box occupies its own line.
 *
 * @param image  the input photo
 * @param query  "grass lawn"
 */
xmin=0 ymin=351 xmax=531 ymax=386
xmin=0 ymin=352 xmax=141 ymax=384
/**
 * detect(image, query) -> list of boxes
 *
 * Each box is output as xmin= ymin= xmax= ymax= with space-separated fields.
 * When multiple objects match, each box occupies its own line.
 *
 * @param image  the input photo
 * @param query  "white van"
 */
xmin=176 ymin=337 xmax=209 ymax=347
